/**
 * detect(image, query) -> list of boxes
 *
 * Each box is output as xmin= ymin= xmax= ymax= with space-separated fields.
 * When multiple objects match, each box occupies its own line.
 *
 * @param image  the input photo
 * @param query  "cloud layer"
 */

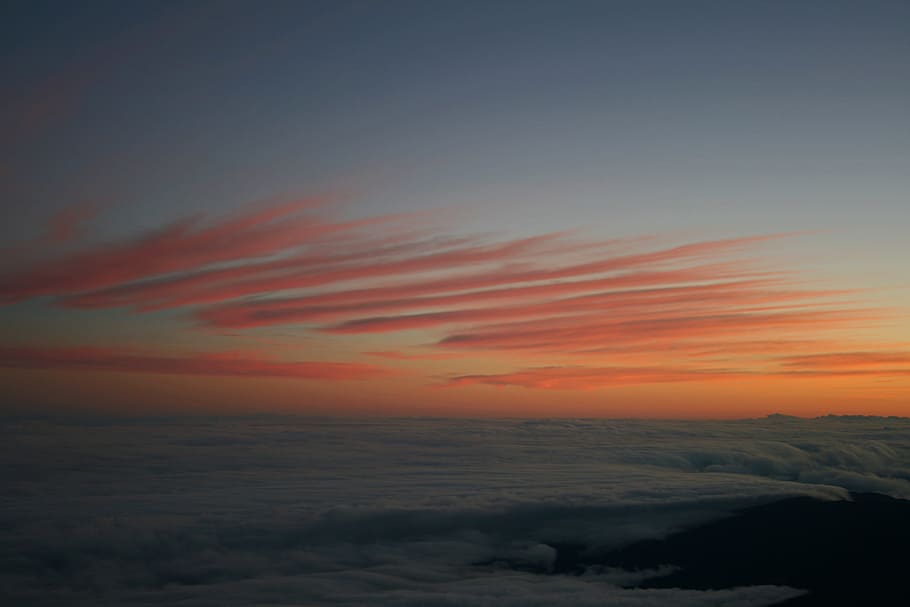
xmin=2 ymin=416 xmax=908 ymax=605
xmin=0 ymin=345 xmax=387 ymax=380
xmin=2 ymin=201 xmax=906 ymax=391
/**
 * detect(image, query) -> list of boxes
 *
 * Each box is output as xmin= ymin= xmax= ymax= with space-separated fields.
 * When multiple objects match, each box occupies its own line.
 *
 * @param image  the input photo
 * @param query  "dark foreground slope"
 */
xmin=594 ymin=492 xmax=910 ymax=605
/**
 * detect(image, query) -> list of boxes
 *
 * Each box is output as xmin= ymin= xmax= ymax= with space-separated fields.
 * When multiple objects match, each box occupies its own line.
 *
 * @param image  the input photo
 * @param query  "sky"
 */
xmin=1 ymin=0 xmax=909 ymax=417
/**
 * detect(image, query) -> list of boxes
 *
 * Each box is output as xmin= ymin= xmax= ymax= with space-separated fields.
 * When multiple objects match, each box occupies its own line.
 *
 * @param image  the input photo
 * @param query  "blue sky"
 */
xmin=5 ymin=0 xmax=908 ymax=236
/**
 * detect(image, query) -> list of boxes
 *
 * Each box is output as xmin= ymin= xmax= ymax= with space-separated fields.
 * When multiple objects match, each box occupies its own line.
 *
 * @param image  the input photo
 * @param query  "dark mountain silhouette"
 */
xmin=575 ymin=492 xmax=910 ymax=605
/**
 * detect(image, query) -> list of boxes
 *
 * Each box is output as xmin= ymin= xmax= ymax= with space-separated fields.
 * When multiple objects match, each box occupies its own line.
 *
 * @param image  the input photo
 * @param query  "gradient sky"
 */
xmin=1 ymin=0 xmax=908 ymax=417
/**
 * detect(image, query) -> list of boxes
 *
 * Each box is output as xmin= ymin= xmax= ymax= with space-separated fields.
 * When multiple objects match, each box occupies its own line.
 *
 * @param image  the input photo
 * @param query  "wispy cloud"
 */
xmin=447 ymin=365 xmax=748 ymax=390
xmin=366 ymin=350 xmax=467 ymax=361
xmin=444 ymin=346 xmax=910 ymax=390
xmin=2 ymin=200 xmax=903 ymax=390
xmin=42 ymin=200 xmax=105 ymax=245
xmin=438 ymin=309 xmax=875 ymax=352
xmin=319 ymin=285 xmax=856 ymax=335
xmin=0 ymin=196 xmax=365 ymax=303
xmin=0 ymin=345 xmax=388 ymax=380
xmin=773 ymin=351 xmax=910 ymax=379
xmin=779 ymin=351 xmax=910 ymax=369
xmin=199 ymin=267 xmax=769 ymax=329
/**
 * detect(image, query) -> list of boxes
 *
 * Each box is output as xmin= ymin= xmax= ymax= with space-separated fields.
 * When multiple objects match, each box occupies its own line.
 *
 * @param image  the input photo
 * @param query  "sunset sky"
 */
xmin=2 ymin=0 xmax=908 ymax=417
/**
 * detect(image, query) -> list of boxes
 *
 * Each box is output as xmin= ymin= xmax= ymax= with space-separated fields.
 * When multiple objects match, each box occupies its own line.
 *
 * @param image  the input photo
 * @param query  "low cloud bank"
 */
xmin=2 ymin=415 xmax=907 ymax=605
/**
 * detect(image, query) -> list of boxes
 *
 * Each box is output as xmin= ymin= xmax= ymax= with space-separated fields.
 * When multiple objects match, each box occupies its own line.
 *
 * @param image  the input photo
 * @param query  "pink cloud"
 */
xmin=61 ymin=230 xmax=458 ymax=310
xmin=445 ymin=348 xmax=910 ymax=389
xmin=118 ymin=232 xmax=570 ymax=311
xmin=43 ymin=201 xmax=105 ymax=244
xmin=365 ymin=350 xmax=466 ymax=361
xmin=3 ymin=199 xmax=792 ymax=321
xmin=318 ymin=282 xmax=847 ymax=335
xmin=0 ymin=196 xmax=389 ymax=303
xmin=197 ymin=265 xmax=766 ymax=329
xmin=2 ymin=200 xmax=893 ymax=394
xmin=779 ymin=351 xmax=910 ymax=369
xmin=0 ymin=345 xmax=389 ymax=381
xmin=446 ymin=365 xmax=749 ymax=390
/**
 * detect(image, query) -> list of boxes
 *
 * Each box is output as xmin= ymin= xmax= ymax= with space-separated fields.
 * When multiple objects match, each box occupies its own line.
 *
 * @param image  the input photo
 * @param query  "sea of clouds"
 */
xmin=2 ymin=415 xmax=909 ymax=606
